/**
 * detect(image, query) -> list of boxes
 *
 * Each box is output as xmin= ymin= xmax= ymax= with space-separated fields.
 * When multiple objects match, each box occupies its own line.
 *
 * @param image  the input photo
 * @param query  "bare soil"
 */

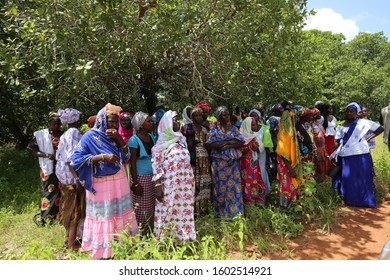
xmin=269 ymin=196 xmax=390 ymax=260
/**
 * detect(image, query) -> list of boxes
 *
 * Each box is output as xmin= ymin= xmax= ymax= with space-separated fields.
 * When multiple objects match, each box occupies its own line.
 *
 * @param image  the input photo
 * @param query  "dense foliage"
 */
xmin=1 ymin=0 xmax=389 ymax=148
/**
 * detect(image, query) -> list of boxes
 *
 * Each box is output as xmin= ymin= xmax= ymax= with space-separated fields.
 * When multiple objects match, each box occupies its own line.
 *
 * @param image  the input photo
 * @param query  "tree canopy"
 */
xmin=1 ymin=0 xmax=389 ymax=147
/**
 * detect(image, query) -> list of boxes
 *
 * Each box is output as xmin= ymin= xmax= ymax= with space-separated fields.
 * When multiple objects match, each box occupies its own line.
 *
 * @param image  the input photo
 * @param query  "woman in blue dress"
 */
xmin=206 ymin=106 xmax=244 ymax=218
xmin=331 ymin=102 xmax=384 ymax=207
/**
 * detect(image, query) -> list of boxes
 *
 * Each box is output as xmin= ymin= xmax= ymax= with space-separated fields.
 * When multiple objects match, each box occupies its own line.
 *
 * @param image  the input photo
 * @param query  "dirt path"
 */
xmin=271 ymin=196 xmax=390 ymax=260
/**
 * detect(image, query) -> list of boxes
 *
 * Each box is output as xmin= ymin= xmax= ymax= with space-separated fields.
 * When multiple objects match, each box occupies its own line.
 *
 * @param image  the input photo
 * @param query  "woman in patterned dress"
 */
xmin=182 ymin=107 xmax=212 ymax=217
xmin=275 ymin=104 xmax=303 ymax=208
xmin=28 ymin=112 xmax=63 ymax=226
xmin=151 ymin=110 xmax=196 ymax=241
xmin=239 ymin=117 xmax=266 ymax=204
xmin=55 ymin=108 xmax=85 ymax=250
xmin=206 ymin=106 xmax=244 ymax=219
xmin=70 ymin=103 xmax=138 ymax=259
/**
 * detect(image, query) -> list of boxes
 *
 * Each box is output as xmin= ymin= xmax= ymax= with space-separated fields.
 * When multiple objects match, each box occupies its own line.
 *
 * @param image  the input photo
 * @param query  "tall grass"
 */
xmin=0 ymin=143 xmax=389 ymax=260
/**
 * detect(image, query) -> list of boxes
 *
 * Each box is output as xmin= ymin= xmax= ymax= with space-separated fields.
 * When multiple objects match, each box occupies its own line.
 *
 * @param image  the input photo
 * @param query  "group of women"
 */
xmin=29 ymin=100 xmax=384 ymax=259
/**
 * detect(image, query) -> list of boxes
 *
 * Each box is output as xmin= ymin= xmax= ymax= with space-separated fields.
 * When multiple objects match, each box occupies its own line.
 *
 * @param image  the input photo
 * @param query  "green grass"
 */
xmin=0 ymin=142 xmax=389 ymax=260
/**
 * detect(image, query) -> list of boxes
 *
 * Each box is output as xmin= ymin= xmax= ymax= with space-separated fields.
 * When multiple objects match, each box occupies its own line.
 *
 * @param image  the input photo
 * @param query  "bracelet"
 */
xmin=74 ymin=177 xmax=79 ymax=181
xmin=101 ymin=154 xmax=104 ymax=161
xmin=122 ymin=144 xmax=128 ymax=149
xmin=155 ymin=183 xmax=162 ymax=187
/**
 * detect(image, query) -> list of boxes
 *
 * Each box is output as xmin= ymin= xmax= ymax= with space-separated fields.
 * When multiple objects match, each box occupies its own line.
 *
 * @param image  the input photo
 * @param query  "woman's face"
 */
xmin=107 ymin=114 xmax=119 ymax=130
xmin=172 ymin=115 xmax=180 ymax=132
xmin=142 ymin=116 xmax=153 ymax=132
xmin=249 ymin=112 xmax=260 ymax=123
xmin=345 ymin=108 xmax=357 ymax=121
xmin=251 ymin=121 xmax=259 ymax=132
xmin=48 ymin=119 xmax=61 ymax=133
xmin=218 ymin=109 xmax=230 ymax=124
xmin=327 ymin=106 xmax=333 ymax=115
xmin=120 ymin=114 xmax=132 ymax=129
xmin=192 ymin=111 xmax=203 ymax=124
xmin=202 ymin=109 xmax=210 ymax=121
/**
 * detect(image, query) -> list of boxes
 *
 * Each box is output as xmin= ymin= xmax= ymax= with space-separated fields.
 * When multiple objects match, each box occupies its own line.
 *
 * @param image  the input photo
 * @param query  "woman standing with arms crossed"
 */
xmin=129 ymin=112 xmax=156 ymax=235
xmin=70 ymin=103 xmax=138 ymax=259
xmin=206 ymin=106 xmax=244 ymax=219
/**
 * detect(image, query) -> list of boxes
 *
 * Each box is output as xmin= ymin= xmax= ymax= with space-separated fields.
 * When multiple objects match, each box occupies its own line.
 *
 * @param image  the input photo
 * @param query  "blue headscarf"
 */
xmin=70 ymin=104 xmax=128 ymax=194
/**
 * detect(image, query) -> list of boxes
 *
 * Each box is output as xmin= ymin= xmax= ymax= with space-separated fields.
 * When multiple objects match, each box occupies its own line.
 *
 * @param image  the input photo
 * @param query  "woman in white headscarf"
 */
xmin=239 ymin=117 xmax=267 ymax=204
xmin=128 ymin=111 xmax=156 ymax=235
xmin=248 ymin=109 xmax=273 ymax=194
xmin=151 ymin=110 xmax=196 ymax=241
xmin=331 ymin=102 xmax=384 ymax=207
xmin=55 ymin=108 xmax=85 ymax=251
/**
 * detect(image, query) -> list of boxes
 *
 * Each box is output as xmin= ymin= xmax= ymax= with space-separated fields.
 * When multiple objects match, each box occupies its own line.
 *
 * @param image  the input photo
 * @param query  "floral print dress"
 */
xmin=152 ymin=143 xmax=196 ymax=241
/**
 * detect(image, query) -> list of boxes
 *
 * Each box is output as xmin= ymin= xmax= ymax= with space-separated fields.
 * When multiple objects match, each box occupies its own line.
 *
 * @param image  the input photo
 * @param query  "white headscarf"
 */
xmin=182 ymin=105 xmax=193 ymax=125
xmin=239 ymin=117 xmax=264 ymax=160
xmin=346 ymin=102 xmax=362 ymax=113
xmin=152 ymin=110 xmax=187 ymax=156
xmin=132 ymin=111 xmax=149 ymax=133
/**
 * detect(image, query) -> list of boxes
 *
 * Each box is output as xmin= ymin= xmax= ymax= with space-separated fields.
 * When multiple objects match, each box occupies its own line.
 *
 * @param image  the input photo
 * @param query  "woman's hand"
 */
xmin=131 ymin=183 xmax=143 ymax=196
xmin=101 ymin=154 xmax=119 ymax=164
xmin=156 ymin=184 xmax=164 ymax=202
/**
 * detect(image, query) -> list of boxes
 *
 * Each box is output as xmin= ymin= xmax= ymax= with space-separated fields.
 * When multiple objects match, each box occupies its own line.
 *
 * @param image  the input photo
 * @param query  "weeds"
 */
xmin=1 ymin=143 xmax=389 ymax=260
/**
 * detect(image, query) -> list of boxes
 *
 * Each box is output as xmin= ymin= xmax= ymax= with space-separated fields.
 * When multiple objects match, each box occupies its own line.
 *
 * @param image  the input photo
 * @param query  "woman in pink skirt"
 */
xmin=71 ymin=103 xmax=138 ymax=259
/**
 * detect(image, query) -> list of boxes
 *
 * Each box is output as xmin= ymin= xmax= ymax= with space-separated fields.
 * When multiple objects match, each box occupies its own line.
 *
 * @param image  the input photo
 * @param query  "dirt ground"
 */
xmin=270 ymin=196 xmax=390 ymax=260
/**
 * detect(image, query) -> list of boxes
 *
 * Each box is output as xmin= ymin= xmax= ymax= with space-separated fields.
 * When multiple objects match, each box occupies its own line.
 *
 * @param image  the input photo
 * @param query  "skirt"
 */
xmin=81 ymin=167 xmax=138 ymax=259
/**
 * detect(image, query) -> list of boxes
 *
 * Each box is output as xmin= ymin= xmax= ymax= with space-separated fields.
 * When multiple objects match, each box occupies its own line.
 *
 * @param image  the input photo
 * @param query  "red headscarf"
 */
xmin=195 ymin=101 xmax=212 ymax=111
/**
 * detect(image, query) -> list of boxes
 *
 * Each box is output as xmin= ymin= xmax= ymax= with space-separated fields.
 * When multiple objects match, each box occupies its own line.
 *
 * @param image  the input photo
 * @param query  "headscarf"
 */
xmin=106 ymin=103 xmax=123 ymax=116
xmin=152 ymin=110 xmax=186 ymax=155
xmin=269 ymin=103 xmax=283 ymax=116
xmin=151 ymin=109 xmax=165 ymax=125
xmin=346 ymin=102 xmax=361 ymax=113
xmin=248 ymin=109 xmax=262 ymax=119
xmin=58 ymin=108 xmax=81 ymax=125
xmin=182 ymin=105 xmax=193 ymax=125
xmin=195 ymin=101 xmax=212 ymax=111
xmin=240 ymin=117 xmax=264 ymax=160
xmin=215 ymin=106 xmax=228 ymax=119
xmin=94 ymin=103 xmax=123 ymax=131
xmin=132 ymin=111 xmax=149 ymax=133
xmin=190 ymin=107 xmax=203 ymax=118
xmin=118 ymin=112 xmax=133 ymax=143
xmin=71 ymin=103 xmax=126 ymax=194
xmin=87 ymin=115 xmax=96 ymax=128
xmin=48 ymin=112 xmax=60 ymax=122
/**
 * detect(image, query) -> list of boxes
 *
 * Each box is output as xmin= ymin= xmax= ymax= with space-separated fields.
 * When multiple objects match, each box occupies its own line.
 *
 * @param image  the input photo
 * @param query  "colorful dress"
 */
xmin=70 ymin=106 xmax=138 ymax=259
xmin=183 ymin=124 xmax=212 ymax=216
xmin=151 ymin=110 xmax=196 ymax=241
xmin=55 ymin=127 xmax=85 ymax=249
xmin=311 ymin=119 xmax=329 ymax=182
xmin=28 ymin=128 xmax=62 ymax=225
xmin=296 ymin=121 xmax=316 ymax=191
xmin=206 ymin=125 xmax=244 ymax=218
xmin=240 ymin=139 xmax=266 ymax=204
xmin=275 ymin=110 xmax=303 ymax=208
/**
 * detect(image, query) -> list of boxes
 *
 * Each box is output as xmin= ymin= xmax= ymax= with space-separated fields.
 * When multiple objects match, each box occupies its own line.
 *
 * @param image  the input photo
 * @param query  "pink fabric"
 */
xmin=81 ymin=167 xmax=138 ymax=259
xmin=119 ymin=112 xmax=133 ymax=143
